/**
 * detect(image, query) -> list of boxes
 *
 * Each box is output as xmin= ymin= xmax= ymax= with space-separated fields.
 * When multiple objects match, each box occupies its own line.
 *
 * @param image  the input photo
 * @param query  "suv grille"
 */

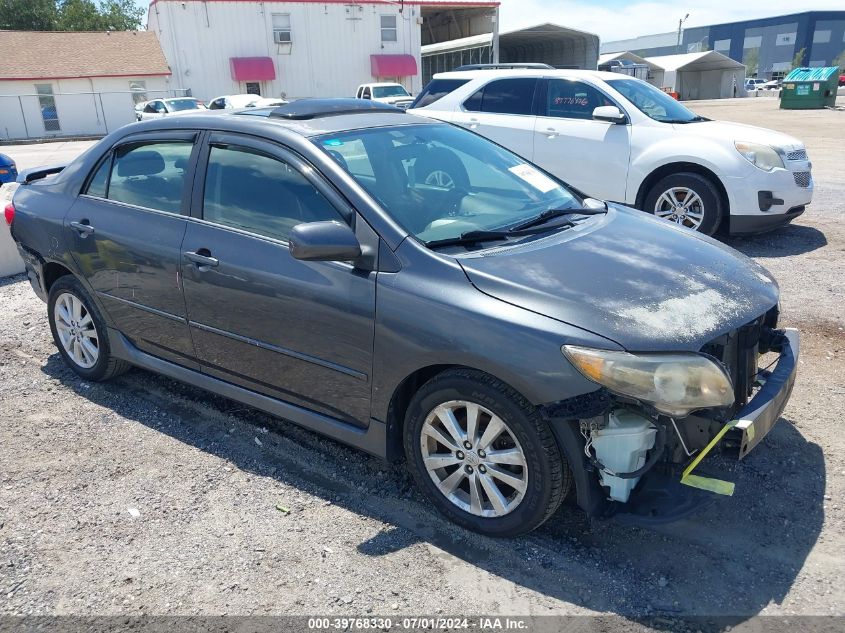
xmin=793 ymin=171 xmax=811 ymax=188
xmin=786 ymin=149 xmax=807 ymax=161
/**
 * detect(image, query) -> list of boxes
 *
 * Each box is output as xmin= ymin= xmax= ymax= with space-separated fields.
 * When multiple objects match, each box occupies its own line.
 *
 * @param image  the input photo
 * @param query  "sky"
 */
xmin=135 ymin=1 xmax=845 ymax=42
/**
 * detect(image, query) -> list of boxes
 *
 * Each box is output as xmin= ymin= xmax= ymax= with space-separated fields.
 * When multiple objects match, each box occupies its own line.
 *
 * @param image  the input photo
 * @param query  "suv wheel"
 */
xmin=404 ymin=369 xmax=570 ymax=536
xmin=414 ymin=149 xmax=469 ymax=191
xmin=644 ymin=172 xmax=723 ymax=235
xmin=47 ymin=276 xmax=130 ymax=381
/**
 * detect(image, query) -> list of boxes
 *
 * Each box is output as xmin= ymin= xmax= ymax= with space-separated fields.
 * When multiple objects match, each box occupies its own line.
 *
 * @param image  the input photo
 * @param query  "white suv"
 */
xmin=410 ymin=69 xmax=813 ymax=234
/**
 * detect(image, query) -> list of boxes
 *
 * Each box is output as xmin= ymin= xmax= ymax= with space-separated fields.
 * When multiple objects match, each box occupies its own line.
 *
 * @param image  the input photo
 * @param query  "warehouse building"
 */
xmin=601 ymin=10 xmax=845 ymax=82
xmin=0 ymin=30 xmax=173 ymax=140
xmin=147 ymin=0 xmax=500 ymax=102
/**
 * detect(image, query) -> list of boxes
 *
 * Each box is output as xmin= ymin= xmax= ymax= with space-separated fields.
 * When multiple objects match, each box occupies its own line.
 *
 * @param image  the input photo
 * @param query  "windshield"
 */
xmin=314 ymin=124 xmax=580 ymax=247
xmin=167 ymin=98 xmax=205 ymax=111
xmin=606 ymin=78 xmax=701 ymax=122
xmin=373 ymin=85 xmax=411 ymax=98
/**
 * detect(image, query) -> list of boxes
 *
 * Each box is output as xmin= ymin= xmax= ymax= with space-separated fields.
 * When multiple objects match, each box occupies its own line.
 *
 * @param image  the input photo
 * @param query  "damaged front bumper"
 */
xmin=732 ymin=328 xmax=799 ymax=459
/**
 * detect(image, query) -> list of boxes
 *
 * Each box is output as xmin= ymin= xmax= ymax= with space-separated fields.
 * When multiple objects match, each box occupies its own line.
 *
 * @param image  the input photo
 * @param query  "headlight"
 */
xmin=562 ymin=345 xmax=734 ymax=417
xmin=734 ymin=141 xmax=784 ymax=172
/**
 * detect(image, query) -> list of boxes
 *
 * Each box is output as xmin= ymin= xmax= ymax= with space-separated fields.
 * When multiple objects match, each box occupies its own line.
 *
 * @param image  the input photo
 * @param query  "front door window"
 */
xmin=35 ymin=84 xmax=60 ymax=132
xmin=245 ymin=82 xmax=261 ymax=95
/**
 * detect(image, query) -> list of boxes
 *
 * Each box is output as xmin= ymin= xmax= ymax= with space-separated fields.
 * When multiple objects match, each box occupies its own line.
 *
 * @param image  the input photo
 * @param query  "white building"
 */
xmin=644 ymin=51 xmax=746 ymax=100
xmin=146 ymin=0 xmax=500 ymax=102
xmin=0 ymin=31 xmax=172 ymax=140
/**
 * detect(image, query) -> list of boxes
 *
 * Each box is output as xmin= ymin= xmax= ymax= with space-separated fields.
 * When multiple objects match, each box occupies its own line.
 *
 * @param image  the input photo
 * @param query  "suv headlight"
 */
xmin=735 ymin=141 xmax=784 ymax=172
xmin=562 ymin=345 xmax=734 ymax=417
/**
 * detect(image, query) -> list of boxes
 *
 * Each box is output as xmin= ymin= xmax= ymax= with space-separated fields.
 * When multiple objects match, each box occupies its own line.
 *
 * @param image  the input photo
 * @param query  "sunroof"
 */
xmin=267 ymin=98 xmax=405 ymax=120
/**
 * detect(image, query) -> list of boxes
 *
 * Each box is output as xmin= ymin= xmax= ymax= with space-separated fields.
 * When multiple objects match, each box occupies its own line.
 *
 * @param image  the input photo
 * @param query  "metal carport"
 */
xmin=644 ymin=51 xmax=746 ymax=100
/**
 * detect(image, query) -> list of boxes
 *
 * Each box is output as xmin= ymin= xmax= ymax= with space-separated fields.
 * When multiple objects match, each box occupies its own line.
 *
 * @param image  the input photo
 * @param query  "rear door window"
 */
xmin=463 ymin=78 xmax=538 ymax=115
xmin=106 ymin=142 xmax=193 ymax=213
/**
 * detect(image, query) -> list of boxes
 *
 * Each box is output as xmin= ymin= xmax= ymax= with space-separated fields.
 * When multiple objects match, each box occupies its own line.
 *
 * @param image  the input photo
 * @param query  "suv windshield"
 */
xmin=606 ymin=78 xmax=702 ymax=123
xmin=166 ymin=98 xmax=205 ymax=111
xmin=314 ymin=124 xmax=580 ymax=247
xmin=373 ymin=85 xmax=410 ymax=98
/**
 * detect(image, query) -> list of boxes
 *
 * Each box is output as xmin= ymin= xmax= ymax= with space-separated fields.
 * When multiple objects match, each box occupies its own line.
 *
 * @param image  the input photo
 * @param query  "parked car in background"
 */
xmin=6 ymin=99 xmax=799 ymax=536
xmin=208 ymin=94 xmax=289 ymax=110
xmin=410 ymin=69 xmax=813 ymax=235
xmin=0 ymin=153 xmax=17 ymax=184
xmin=355 ymin=82 xmax=414 ymax=109
xmin=761 ymin=79 xmax=782 ymax=91
xmin=838 ymin=73 xmax=844 ymax=87
xmin=745 ymin=78 xmax=767 ymax=91
xmin=136 ymin=97 xmax=207 ymax=121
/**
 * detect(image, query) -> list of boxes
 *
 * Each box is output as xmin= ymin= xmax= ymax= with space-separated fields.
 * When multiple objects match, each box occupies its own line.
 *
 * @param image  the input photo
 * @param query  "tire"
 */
xmin=403 ymin=368 xmax=570 ymax=537
xmin=643 ymin=172 xmax=723 ymax=235
xmin=414 ymin=149 xmax=470 ymax=191
xmin=47 ymin=275 xmax=130 ymax=382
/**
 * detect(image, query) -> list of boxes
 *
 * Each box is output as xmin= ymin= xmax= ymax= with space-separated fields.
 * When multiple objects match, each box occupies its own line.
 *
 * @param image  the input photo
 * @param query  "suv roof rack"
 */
xmin=453 ymin=63 xmax=555 ymax=71
xmin=268 ymin=98 xmax=405 ymax=120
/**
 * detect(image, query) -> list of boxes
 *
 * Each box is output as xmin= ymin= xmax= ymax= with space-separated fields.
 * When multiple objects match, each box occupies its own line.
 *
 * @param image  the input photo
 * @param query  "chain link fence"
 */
xmin=0 ymin=89 xmax=190 ymax=142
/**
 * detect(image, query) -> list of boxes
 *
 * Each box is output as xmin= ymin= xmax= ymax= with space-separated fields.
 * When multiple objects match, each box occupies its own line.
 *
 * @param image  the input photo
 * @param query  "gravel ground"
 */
xmin=0 ymin=99 xmax=843 ymax=627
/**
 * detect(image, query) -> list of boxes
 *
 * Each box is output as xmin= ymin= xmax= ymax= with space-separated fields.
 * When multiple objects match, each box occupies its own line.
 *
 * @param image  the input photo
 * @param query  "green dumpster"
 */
xmin=780 ymin=66 xmax=839 ymax=110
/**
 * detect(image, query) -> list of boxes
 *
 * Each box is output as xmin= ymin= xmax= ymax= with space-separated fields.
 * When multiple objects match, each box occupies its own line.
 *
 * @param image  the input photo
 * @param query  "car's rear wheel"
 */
xmin=47 ymin=276 xmax=130 ymax=382
xmin=644 ymin=172 xmax=723 ymax=235
xmin=404 ymin=368 xmax=570 ymax=536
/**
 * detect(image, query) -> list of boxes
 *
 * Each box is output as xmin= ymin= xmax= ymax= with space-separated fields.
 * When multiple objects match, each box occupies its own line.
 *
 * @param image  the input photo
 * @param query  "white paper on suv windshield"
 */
xmin=508 ymin=164 xmax=558 ymax=193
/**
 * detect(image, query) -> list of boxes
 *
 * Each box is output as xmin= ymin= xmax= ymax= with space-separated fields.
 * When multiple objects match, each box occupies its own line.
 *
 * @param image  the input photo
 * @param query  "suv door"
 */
xmin=66 ymin=132 xmax=200 ymax=368
xmin=452 ymin=77 xmax=539 ymax=160
xmin=181 ymin=133 xmax=376 ymax=426
xmin=532 ymin=78 xmax=631 ymax=202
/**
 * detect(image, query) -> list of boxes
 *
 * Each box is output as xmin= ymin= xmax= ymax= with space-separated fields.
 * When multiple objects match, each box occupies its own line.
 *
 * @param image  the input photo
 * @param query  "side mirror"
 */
xmin=289 ymin=221 xmax=362 ymax=262
xmin=592 ymin=105 xmax=626 ymax=124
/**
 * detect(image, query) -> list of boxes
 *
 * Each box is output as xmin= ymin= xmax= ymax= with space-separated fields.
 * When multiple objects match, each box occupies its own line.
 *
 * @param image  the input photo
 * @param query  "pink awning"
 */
xmin=370 ymin=54 xmax=418 ymax=78
xmin=230 ymin=57 xmax=276 ymax=81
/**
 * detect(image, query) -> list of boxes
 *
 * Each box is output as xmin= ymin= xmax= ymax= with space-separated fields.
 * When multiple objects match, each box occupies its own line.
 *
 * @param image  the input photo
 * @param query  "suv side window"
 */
xmin=202 ymin=145 xmax=342 ymax=241
xmin=543 ymin=79 xmax=610 ymax=120
xmin=463 ymin=78 xmax=538 ymax=115
xmin=107 ymin=141 xmax=193 ymax=213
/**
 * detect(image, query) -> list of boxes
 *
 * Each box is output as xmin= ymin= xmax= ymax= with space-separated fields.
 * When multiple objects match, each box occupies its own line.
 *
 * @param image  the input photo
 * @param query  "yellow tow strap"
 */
xmin=679 ymin=420 xmax=737 ymax=496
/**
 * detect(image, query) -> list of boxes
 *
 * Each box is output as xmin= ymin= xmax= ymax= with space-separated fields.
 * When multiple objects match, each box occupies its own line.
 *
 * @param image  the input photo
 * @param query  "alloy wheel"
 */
xmin=424 ymin=170 xmax=456 ymax=189
xmin=420 ymin=400 xmax=528 ymax=517
xmin=653 ymin=186 xmax=705 ymax=230
xmin=54 ymin=292 xmax=99 ymax=369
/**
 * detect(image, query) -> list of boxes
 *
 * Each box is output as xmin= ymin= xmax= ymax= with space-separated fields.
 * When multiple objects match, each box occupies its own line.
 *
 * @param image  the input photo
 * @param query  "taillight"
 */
xmin=4 ymin=202 xmax=14 ymax=227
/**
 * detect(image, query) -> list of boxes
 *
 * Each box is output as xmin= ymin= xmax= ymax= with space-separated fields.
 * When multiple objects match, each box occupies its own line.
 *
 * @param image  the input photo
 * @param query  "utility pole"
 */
xmin=677 ymin=13 xmax=689 ymax=52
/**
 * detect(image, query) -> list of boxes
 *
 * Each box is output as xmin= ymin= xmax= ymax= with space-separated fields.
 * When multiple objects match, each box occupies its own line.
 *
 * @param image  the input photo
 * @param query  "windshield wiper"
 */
xmin=425 ymin=217 xmax=577 ymax=249
xmin=510 ymin=205 xmax=607 ymax=231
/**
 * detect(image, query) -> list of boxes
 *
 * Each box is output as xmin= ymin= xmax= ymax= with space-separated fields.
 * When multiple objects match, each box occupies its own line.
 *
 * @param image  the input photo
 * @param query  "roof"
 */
xmin=422 ymin=22 xmax=599 ymax=55
xmin=598 ymin=51 xmax=663 ymax=71
xmin=431 ymin=68 xmax=626 ymax=82
xmin=784 ymin=66 xmax=840 ymax=82
xmin=644 ymin=51 xmax=745 ymax=72
xmin=0 ymin=31 xmax=170 ymax=81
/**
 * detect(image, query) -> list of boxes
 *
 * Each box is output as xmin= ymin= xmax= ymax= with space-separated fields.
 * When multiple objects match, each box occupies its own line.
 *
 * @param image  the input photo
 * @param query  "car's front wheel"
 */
xmin=644 ymin=172 xmax=723 ymax=235
xmin=47 ymin=275 xmax=130 ymax=382
xmin=404 ymin=369 xmax=570 ymax=536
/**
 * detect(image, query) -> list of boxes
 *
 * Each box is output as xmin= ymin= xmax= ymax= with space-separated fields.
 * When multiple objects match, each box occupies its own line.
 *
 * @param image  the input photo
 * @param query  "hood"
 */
xmin=676 ymin=120 xmax=804 ymax=150
xmin=458 ymin=206 xmax=779 ymax=352
xmin=375 ymin=95 xmax=413 ymax=105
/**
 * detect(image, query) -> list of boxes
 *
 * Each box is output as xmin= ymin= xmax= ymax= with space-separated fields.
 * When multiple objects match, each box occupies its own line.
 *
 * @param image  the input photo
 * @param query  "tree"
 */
xmin=0 ymin=0 xmax=143 ymax=31
xmin=0 ymin=0 xmax=57 ymax=30
xmin=790 ymin=47 xmax=807 ymax=70
xmin=833 ymin=49 xmax=845 ymax=70
xmin=743 ymin=48 xmax=760 ymax=77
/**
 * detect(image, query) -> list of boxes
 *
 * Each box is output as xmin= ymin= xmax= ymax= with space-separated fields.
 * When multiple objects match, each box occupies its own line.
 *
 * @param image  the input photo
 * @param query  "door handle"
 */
xmin=70 ymin=220 xmax=95 ymax=237
xmin=467 ymin=118 xmax=479 ymax=129
xmin=544 ymin=127 xmax=558 ymax=139
xmin=184 ymin=250 xmax=219 ymax=269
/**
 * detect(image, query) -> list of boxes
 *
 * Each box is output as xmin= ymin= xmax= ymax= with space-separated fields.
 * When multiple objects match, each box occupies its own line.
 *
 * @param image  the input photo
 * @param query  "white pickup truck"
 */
xmin=355 ymin=83 xmax=414 ymax=110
